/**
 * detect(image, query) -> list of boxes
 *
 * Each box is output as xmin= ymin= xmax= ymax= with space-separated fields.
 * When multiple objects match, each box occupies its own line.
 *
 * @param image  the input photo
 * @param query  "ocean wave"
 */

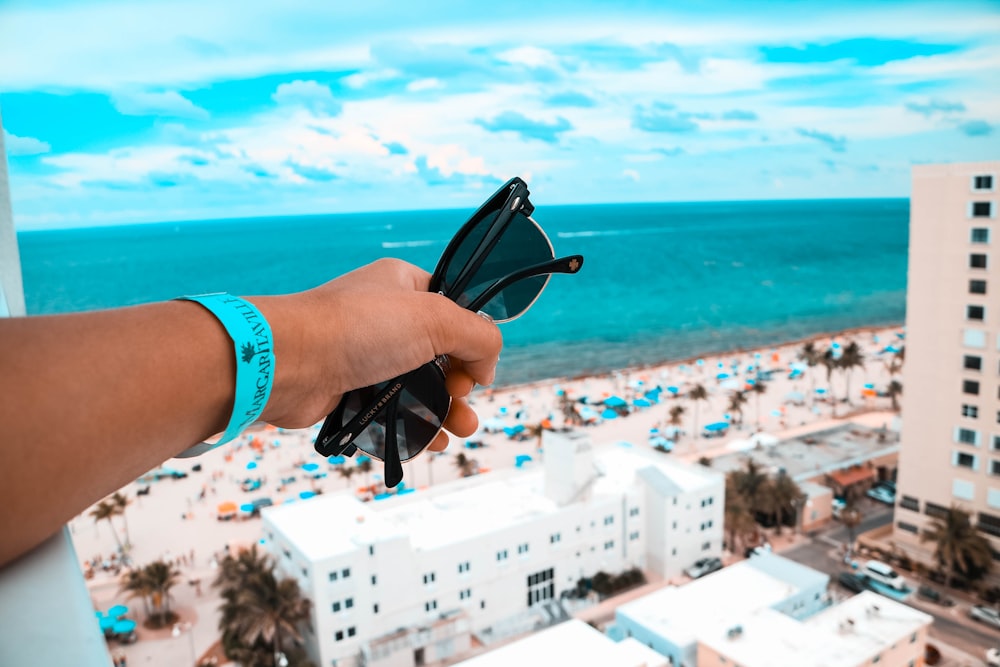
xmin=556 ymin=228 xmax=671 ymax=239
xmin=381 ymin=240 xmax=439 ymax=249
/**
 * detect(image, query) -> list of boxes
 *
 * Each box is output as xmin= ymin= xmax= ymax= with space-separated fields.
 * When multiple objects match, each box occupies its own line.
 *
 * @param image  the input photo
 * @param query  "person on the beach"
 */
xmin=0 ymin=259 xmax=501 ymax=568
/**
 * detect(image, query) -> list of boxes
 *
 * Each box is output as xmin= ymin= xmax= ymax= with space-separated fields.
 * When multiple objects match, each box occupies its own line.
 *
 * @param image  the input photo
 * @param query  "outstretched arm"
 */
xmin=0 ymin=258 xmax=501 ymax=567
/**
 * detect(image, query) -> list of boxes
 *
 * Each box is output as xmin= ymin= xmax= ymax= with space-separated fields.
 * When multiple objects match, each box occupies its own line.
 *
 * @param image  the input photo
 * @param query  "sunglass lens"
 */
xmin=344 ymin=363 xmax=451 ymax=464
xmin=440 ymin=210 xmax=554 ymax=321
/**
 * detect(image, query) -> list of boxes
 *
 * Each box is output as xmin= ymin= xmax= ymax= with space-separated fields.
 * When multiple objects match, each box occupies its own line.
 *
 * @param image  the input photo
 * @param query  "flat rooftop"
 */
xmin=264 ymin=446 xmax=720 ymax=561
xmin=699 ymin=591 xmax=932 ymax=667
xmin=706 ymin=422 xmax=899 ymax=483
xmin=453 ymin=619 xmax=668 ymax=667
xmin=616 ymin=554 xmax=818 ymax=647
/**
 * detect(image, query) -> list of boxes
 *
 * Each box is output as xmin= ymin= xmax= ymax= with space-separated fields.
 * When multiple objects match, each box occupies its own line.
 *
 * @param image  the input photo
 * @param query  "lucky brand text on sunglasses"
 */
xmin=314 ymin=177 xmax=584 ymax=488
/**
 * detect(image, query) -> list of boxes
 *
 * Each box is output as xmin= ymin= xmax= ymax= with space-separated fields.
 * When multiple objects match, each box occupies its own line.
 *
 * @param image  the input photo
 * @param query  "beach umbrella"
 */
xmin=327 ymin=455 xmax=346 ymax=465
xmin=666 ymin=386 xmax=680 ymax=394
xmin=503 ymin=424 xmax=525 ymax=437
xmin=299 ymin=490 xmax=316 ymax=500
xmin=239 ymin=503 xmax=255 ymax=513
xmin=601 ymin=408 xmax=619 ymax=420
xmin=863 ymin=383 xmax=874 ymax=390
xmin=481 ymin=417 xmax=507 ymax=433
xmin=815 ymin=388 xmax=827 ymax=395
xmin=696 ymin=358 xmax=705 ymax=367
xmin=217 ymin=501 xmax=237 ymax=515
xmin=497 ymin=406 xmax=509 ymax=416
xmin=649 ymin=436 xmax=674 ymax=451
xmin=662 ymin=425 xmax=680 ymax=438
xmin=301 ymin=462 xmax=320 ymax=472
xmin=716 ymin=373 xmax=729 ymax=380
xmin=603 ymin=395 xmax=627 ymax=407
xmin=98 ymin=615 xmax=116 ymax=632
xmin=107 ymin=604 xmax=128 ymax=618
xmin=633 ymin=398 xmax=652 ymax=408
xmin=704 ymin=422 xmax=729 ymax=432
xmin=246 ymin=461 xmax=258 ymax=470
xmin=374 ymin=492 xmax=392 ymax=501
xmin=644 ymin=388 xmax=661 ymax=402
xmin=356 ymin=455 xmax=371 ymax=466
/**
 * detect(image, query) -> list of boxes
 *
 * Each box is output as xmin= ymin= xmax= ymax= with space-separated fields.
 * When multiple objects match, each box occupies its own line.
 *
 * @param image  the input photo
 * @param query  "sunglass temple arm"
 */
xmin=466 ymin=255 xmax=584 ymax=314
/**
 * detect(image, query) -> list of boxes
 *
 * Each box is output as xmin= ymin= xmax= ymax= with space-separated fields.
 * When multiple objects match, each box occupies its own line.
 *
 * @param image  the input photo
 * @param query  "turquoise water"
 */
xmin=17 ymin=199 xmax=909 ymax=385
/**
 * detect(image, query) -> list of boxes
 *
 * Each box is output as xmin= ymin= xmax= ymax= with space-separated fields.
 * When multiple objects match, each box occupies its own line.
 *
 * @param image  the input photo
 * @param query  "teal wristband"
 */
xmin=178 ymin=293 xmax=275 ymax=446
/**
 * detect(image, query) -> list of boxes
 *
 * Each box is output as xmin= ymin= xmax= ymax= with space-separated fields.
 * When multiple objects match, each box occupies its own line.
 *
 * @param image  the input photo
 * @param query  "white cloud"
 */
xmin=406 ymin=78 xmax=443 ymax=92
xmin=271 ymin=80 xmax=341 ymax=115
xmin=4 ymin=132 xmax=50 ymax=156
xmin=496 ymin=45 xmax=560 ymax=69
xmin=622 ymin=168 xmax=640 ymax=182
xmin=111 ymin=90 xmax=209 ymax=119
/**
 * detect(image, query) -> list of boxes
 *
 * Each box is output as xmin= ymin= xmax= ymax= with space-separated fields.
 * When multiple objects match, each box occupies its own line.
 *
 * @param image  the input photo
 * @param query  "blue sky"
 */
xmin=1 ymin=1 xmax=998 ymax=228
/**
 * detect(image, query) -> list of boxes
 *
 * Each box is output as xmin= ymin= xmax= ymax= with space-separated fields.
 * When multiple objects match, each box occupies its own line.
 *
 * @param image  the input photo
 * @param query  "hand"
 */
xmin=256 ymin=259 xmax=503 ymax=451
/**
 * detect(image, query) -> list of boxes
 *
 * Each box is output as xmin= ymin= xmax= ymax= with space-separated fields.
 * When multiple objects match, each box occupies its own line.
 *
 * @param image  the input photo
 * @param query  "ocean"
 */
xmin=16 ymin=199 xmax=909 ymax=386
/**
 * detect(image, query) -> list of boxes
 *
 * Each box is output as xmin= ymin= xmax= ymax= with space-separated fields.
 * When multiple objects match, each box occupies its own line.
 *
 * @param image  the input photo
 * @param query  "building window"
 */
xmin=371 ymin=575 xmax=377 ymax=585
xmin=458 ymin=561 xmax=470 ymax=573
xmin=332 ymin=601 xmax=341 ymax=612
xmin=604 ymin=515 xmax=614 ymax=526
xmin=964 ymin=355 xmax=983 ymax=371
xmin=972 ymin=228 xmax=991 ymax=244
xmin=970 ymin=279 xmax=987 ymax=295
xmin=496 ymin=550 xmax=508 ymax=561
xmin=517 ymin=543 xmax=529 ymax=554
xmin=342 ymin=568 xmax=351 ymax=579
xmin=373 ymin=604 xmax=379 ymax=614
xmin=970 ymin=253 xmax=988 ymax=269
xmin=898 ymin=521 xmax=918 ymax=534
xmin=974 ymin=175 xmax=995 ymax=190
xmin=967 ymin=305 xmax=985 ymax=321
xmin=550 ymin=533 xmax=561 ymax=544
xmin=423 ymin=572 xmax=436 ymax=584
xmin=900 ymin=495 xmax=920 ymax=512
xmin=963 ymin=329 xmax=987 ymax=348
xmin=962 ymin=404 xmax=979 ymax=418
xmin=702 ymin=541 xmax=711 ymax=550
xmin=993 ymin=435 xmax=1000 ymax=450
xmin=348 ymin=627 xmax=356 ymax=638
xmin=964 ymin=380 xmax=980 ymax=395
xmin=329 ymin=571 xmax=338 ymax=582
xmin=459 ymin=588 xmax=471 ymax=600
xmin=335 ymin=630 xmax=344 ymax=641
xmin=369 ymin=545 xmax=375 ymax=556
xmin=345 ymin=598 xmax=353 ymax=609
xmin=954 ymin=451 xmax=978 ymax=470
xmin=629 ymin=507 xmax=640 ymax=517
xmin=604 ymin=540 xmax=614 ymax=550
xmin=957 ymin=428 xmax=978 ymax=444
xmin=425 ymin=600 xmax=437 ymax=612
xmin=972 ymin=201 xmax=994 ymax=218
xmin=990 ymin=460 xmax=1000 ymax=477
xmin=925 ymin=502 xmax=949 ymax=520
xmin=979 ymin=512 xmax=1000 ymax=537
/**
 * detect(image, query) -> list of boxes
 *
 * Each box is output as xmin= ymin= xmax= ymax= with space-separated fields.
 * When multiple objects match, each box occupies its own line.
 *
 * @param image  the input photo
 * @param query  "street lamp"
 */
xmin=172 ymin=622 xmax=196 ymax=666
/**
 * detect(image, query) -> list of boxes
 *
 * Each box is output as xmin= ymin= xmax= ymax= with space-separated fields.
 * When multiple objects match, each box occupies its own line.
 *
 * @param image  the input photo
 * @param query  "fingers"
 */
xmin=428 ymin=431 xmax=451 ymax=452
xmin=445 ymin=362 xmax=477 ymax=398
xmin=428 ymin=296 xmax=502 ymax=387
xmin=443 ymin=397 xmax=479 ymax=438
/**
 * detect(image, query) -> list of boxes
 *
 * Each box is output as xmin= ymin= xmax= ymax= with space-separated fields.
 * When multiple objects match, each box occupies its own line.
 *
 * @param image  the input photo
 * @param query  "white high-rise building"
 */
xmin=893 ymin=162 xmax=1000 ymax=569
xmin=262 ymin=432 xmax=724 ymax=667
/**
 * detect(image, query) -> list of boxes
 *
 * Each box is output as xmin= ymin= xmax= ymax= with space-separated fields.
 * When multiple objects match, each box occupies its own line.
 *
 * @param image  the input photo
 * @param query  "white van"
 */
xmin=862 ymin=560 xmax=906 ymax=590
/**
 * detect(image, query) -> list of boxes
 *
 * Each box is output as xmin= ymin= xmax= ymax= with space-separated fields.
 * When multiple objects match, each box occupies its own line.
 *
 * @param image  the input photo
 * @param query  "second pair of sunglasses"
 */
xmin=315 ymin=177 xmax=583 ymax=487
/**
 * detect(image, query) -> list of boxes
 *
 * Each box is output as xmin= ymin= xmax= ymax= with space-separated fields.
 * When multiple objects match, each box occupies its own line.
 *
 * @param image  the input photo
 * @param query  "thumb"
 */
xmin=427 ymin=295 xmax=503 ymax=387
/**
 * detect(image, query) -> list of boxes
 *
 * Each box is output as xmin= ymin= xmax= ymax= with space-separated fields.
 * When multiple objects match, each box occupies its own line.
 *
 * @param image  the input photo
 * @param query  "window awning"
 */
xmin=828 ymin=466 xmax=876 ymax=487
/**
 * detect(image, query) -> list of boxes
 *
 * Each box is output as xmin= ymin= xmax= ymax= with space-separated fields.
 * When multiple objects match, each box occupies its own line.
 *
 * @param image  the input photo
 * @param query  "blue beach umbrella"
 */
xmin=716 ymin=373 xmax=729 ymax=380
xmin=299 ymin=490 xmax=316 ymax=500
xmin=356 ymin=456 xmax=371 ymax=466
xmin=107 ymin=604 xmax=128 ymax=618
xmin=301 ymin=462 xmax=320 ymax=472
xmin=374 ymin=493 xmax=392 ymax=501
xmin=240 ymin=503 xmax=255 ymax=513
xmin=98 ymin=615 xmax=116 ymax=632
xmin=604 ymin=395 xmax=627 ymax=407
xmin=704 ymin=422 xmax=729 ymax=432
xmin=601 ymin=409 xmax=619 ymax=420
xmin=112 ymin=619 xmax=137 ymax=634
xmin=327 ymin=455 xmax=346 ymax=465
xmin=246 ymin=461 xmax=258 ymax=470
xmin=666 ymin=386 xmax=679 ymax=395
xmin=696 ymin=358 xmax=705 ymax=367
xmin=633 ymin=398 xmax=652 ymax=408
xmin=815 ymin=388 xmax=827 ymax=395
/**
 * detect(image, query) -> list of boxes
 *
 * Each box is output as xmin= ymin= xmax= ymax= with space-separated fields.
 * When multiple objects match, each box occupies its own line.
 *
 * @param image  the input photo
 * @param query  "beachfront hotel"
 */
xmin=260 ymin=432 xmax=724 ymax=667
xmin=892 ymin=161 xmax=1000 ymax=572
xmin=454 ymin=553 xmax=931 ymax=667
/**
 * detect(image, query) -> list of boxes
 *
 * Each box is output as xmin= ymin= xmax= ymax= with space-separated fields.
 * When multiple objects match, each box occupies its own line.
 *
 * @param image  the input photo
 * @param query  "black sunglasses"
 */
xmin=314 ymin=177 xmax=583 ymax=488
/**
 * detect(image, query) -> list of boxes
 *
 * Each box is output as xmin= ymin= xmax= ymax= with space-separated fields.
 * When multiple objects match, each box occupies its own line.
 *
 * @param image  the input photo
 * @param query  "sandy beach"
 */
xmin=74 ymin=324 xmax=904 ymax=663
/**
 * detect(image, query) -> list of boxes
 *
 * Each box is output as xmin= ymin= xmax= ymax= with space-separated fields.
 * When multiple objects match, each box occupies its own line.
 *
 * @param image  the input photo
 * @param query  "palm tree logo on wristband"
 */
xmin=315 ymin=177 xmax=584 ymax=488
xmin=240 ymin=342 xmax=259 ymax=364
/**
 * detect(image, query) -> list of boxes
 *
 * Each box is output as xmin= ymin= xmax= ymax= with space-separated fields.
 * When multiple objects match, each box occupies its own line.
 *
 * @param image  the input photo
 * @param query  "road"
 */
xmin=781 ymin=500 xmax=998 ymax=661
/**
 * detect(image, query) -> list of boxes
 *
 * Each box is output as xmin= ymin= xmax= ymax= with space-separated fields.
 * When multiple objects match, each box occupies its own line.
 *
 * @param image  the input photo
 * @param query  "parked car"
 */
xmin=969 ymin=605 xmax=1000 ymax=630
xmin=916 ymin=585 xmax=954 ymax=607
xmin=865 ymin=485 xmax=895 ymax=505
xmin=744 ymin=543 xmax=772 ymax=558
xmin=837 ymin=572 xmax=873 ymax=593
xmin=985 ymin=647 xmax=999 ymax=667
xmin=832 ymin=497 xmax=846 ymax=520
xmin=861 ymin=560 xmax=907 ymax=591
xmin=685 ymin=557 xmax=723 ymax=579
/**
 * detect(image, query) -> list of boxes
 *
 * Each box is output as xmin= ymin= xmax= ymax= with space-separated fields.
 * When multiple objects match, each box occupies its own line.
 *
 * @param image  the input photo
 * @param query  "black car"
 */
xmin=916 ymin=585 xmax=954 ymax=607
xmin=838 ymin=572 xmax=873 ymax=593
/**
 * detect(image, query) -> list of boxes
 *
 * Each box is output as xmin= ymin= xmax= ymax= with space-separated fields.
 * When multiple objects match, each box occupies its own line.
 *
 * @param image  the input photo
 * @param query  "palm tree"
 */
xmin=748 ymin=380 xmax=767 ymax=431
xmin=920 ymin=505 xmax=994 ymax=586
xmin=90 ymin=499 xmax=124 ymax=555
xmin=887 ymin=380 xmax=903 ymax=412
xmin=729 ymin=460 xmax=769 ymax=518
xmin=337 ymin=465 xmax=356 ymax=489
xmin=688 ymin=384 xmax=709 ymax=440
xmin=727 ymin=391 xmax=747 ymax=427
xmin=822 ymin=347 xmax=838 ymax=417
xmin=668 ymin=404 xmax=685 ymax=436
xmin=356 ymin=457 xmax=372 ymax=490
xmin=214 ymin=545 xmax=313 ymax=667
xmin=143 ymin=559 xmax=181 ymax=626
xmin=837 ymin=340 xmax=865 ymax=405
xmin=840 ymin=505 xmax=863 ymax=559
xmin=769 ymin=472 xmax=804 ymax=535
xmin=120 ymin=567 xmax=153 ymax=618
xmin=724 ymin=487 xmax=757 ymax=554
xmin=798 ymin=341 xmax=824 ymax=406
xmin=111 ymin=492 xmax=132 ymax=551
xmin=454 ymin=453 xmax=478 ymax=477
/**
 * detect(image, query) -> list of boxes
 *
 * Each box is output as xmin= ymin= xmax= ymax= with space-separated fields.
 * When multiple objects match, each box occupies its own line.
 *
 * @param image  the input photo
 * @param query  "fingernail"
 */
xmin=477 ymin=310 xmax=494 ymax=323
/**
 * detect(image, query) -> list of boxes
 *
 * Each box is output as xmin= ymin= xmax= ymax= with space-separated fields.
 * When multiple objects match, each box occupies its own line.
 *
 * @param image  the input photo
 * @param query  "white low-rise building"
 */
xmin=261 ymin=432 xmax=724 ymax=667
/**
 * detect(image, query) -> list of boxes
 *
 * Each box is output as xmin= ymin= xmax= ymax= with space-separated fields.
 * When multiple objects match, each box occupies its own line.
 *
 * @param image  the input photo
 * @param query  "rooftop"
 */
xmin=616 ymin=554 xmax=820 ymax=647
xmin=706 ymin=422 xmax=899 ymax=483
xmin=453 ymin=619 xmax=668 ymax=667
xmin=700 ymin=591 xmax=932 ymax=667
xmin=263 ymin=445 xmax=721 ymax=561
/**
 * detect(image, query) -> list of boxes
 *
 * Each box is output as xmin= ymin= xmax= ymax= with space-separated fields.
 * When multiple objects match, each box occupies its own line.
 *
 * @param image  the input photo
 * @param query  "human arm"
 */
xmin=0 ymin=258 xmax=501 ymax=567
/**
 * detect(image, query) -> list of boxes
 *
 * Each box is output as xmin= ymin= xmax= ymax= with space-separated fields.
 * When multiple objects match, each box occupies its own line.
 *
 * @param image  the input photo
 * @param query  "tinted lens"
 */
xmin=440 ymin=211 xmax=554 ymax=321
xmin=339 ymin=363 xmax=451 ymax=463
